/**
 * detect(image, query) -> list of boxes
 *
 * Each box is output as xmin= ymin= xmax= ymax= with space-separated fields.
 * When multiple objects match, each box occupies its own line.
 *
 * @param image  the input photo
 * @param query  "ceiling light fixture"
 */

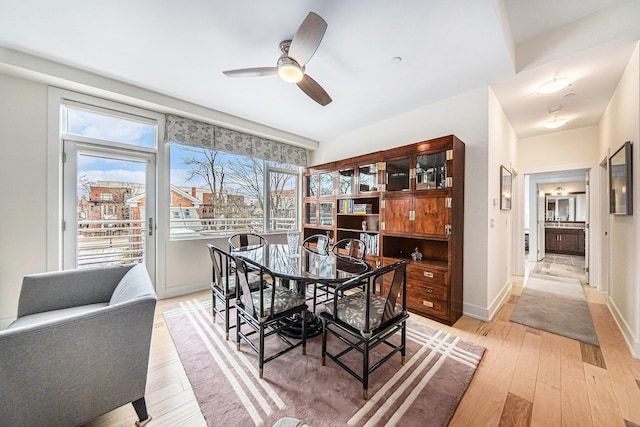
xmin=543 ymin=117 xmax=569 ymax=129
xmin=277 ymin=56 xmax=304 ymax=83
xmin=537 ymin=77 xmax=572 ymax=94
xmin=553 ymin=187 xmax=568 ymax=196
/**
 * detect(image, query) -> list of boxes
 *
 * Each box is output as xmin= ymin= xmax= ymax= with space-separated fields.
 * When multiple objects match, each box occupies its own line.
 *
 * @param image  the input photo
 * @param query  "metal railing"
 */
xmin=170 ymin=217 xmax=296 ymax=237
xmin=77 ymin=219 xmax=145 ymax=267
xmin=77 ymin=217 xmax=297 ymax=265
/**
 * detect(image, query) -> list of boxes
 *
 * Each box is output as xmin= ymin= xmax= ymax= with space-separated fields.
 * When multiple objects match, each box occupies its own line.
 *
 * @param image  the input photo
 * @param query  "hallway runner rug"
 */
xmin=162 ymin=297 xmax=485 ymax=427
xmin=510 ymin=272 xmax=599 ymax=346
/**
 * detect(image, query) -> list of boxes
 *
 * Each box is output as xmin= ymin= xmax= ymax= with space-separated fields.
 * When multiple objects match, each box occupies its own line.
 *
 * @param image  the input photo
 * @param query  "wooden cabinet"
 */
xmin=545 ymin=227 xmax=585 ymax=255
xmin=304 ymin=134 xmax=465 ymax=326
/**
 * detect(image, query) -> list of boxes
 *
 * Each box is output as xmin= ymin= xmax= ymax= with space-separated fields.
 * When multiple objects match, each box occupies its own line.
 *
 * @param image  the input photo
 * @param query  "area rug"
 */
xmin=163 ymin=297 xmax=485 ymax=427
xmin=510 ymin=273 xmax=599 ymax=346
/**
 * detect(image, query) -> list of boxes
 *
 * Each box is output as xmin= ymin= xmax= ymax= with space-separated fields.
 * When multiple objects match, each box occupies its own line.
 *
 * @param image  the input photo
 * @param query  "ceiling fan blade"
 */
xmin=288 ymin=12 xmax=327 ymax=66
xmin=222 ymin=67 xmax=278 ymax=77
xmin=297 ymin=74 xmax=332 ymax=106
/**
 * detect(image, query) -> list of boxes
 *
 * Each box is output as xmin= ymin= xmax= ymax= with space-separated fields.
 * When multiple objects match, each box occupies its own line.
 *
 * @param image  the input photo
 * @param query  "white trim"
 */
xmin=608 ymin=299 xmax=640 ymax=359
xmin=47 ymin=88 xmax=164 ymax=293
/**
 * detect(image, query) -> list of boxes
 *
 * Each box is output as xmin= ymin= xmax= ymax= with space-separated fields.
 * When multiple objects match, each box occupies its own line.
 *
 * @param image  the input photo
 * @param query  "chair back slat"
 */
xmin=207 ymin=244 xmax=231 ymax=293
xmin=382 ymin=262 xmax=406 ymax=323
xmin=234 ymin=257 xmax=255 ymax=313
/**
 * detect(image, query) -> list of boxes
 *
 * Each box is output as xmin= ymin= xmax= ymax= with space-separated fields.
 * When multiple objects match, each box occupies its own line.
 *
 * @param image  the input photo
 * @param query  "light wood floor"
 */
xmin=86 ymin=272 xmax=640 ymax=427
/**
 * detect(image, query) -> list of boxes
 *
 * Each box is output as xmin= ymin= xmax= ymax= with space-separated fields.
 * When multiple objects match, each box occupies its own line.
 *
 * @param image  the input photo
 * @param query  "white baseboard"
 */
xmin=463 ymin=277 xmax=513 ymax=322
xmin=161 ymin=281 xmax=209 ymax=300
xmin=608 ymin=299 xmax=640 ymax=360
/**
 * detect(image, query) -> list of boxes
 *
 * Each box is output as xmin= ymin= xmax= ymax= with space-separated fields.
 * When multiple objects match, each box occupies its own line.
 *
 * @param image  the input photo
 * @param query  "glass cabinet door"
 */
xmin=416 ymin=151 xmax=446 ymax=190
xmin=306 ymin=174 xmax=318 ymax=198
xmin=319 ymin=172 xmax=333 ymax=196
xmin=358 ymin=163 xmax=378 ymax=192
xmin=385 ymin=158 xmax=410 ymax=191
xmin=305 ymin=202 xmax=318 ymax=225
xmin=319 ymin=201 xmax=334 ymax=226
xmin=339 ymin=168 xmax=355 ymax=195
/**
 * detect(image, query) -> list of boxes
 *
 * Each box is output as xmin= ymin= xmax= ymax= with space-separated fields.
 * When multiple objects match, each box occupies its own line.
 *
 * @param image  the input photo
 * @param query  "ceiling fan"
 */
xmin=222 ymin=12 xmax=332 ymax=106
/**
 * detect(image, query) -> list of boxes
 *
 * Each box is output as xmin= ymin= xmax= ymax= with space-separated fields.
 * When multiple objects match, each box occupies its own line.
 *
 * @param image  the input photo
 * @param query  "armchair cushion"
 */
xmin=324 ymin=292 xmax=403 ymax=332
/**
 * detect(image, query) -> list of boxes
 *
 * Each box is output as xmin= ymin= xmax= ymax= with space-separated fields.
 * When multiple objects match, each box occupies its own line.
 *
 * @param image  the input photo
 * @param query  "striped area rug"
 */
xmin=163 ymin=297 xmax=485 ymax=427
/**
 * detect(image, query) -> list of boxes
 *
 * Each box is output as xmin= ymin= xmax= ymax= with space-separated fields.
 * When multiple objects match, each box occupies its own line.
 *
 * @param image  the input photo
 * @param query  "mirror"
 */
xmin=545 ymin=193 xmax=586 ymax=222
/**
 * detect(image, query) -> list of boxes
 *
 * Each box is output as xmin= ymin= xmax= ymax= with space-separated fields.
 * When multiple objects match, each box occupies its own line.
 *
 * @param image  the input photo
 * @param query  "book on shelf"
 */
xmin=360 ymin=232 xmax=379 ymax=256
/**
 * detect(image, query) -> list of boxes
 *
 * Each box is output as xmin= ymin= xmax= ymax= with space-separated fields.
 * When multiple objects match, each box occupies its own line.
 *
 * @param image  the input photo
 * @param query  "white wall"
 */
xmin=311 ymin=87 xmax=492 ymax=320
xmin=0 ymin=73 xmax=48 ymax=328
xmin=487 ymin=87 xmax=519 ymax=318
xmin=599 ymin=42 xmax=640 ymax=357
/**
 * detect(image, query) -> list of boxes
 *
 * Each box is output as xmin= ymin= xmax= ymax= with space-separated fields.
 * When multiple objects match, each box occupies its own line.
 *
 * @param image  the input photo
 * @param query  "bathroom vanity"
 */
xmin=545 ymin=224 xmax=585 ymax=255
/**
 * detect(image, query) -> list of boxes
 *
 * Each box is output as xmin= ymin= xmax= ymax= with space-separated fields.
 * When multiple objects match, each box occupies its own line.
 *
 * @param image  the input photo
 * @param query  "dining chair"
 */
xmin=228 ymin=232 xmax=268 ymax=280
xmin=319 ymin=261 xmax=408 ymax=400
xmin=228 ymin=232 xmax=268 ymax=251
xmin=302 ymin=234 xmax=329 ymax=253
xmin=331 ymin=237 xmax=367 ymax=260
xmin=301 ymin=234 xmax=330 ymax=312
xmin=207 ymin=244 xmax=262 ymax=340
xmin=234 ymin=255 xmax=308 ymax=378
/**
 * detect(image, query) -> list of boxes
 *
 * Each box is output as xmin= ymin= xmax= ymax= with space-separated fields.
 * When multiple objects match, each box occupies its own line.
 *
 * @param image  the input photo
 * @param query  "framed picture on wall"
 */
xmin=500 ymin=165 xmax=512 ymax=210
xmin=609 ymin=141 xmax=633 ymax=215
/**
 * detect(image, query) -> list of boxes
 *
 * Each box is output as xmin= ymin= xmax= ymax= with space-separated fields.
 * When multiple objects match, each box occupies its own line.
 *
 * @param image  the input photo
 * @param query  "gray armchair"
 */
xmin=0 ymin=263 xmax=157 ymax=426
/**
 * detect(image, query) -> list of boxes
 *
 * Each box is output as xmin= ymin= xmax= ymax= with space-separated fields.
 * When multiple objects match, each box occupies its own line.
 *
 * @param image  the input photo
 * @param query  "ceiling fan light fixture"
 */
xmin=277 ymin=57 xmax=304 ymax=83
xmin=543 ymin=117 xmax=569 ymax=129
xmin=537 ymin=77 xmax=573 ymax=94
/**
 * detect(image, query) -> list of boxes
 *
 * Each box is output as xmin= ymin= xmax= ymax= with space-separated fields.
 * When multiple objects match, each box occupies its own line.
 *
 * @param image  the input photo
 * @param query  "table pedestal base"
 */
xmin=279 ymin=311 xmax=322 ymax=339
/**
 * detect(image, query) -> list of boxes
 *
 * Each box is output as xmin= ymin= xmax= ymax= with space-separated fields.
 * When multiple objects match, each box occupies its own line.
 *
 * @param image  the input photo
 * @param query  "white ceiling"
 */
xmin=0 ymin=0 xmax=638 ymax=144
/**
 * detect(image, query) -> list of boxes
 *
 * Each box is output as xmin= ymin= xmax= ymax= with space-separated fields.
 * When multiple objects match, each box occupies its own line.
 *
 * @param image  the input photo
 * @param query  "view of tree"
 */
xmin=179 ymin=147 xmax=297 ymax=225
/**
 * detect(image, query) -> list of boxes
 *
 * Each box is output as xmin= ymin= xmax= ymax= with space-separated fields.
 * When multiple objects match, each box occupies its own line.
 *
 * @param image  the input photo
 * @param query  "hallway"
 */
xmin=526 ymin=254 xmax=587 ymax=285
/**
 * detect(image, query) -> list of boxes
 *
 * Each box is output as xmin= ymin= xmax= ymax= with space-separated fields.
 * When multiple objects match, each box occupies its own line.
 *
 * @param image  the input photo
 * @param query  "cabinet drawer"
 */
xmin=407 ymin=296 xmax=448 ymax=319
xmin=407 ymin=280 xmax=448 ymax=301
xmin=406 ymin=265 xmax=446 ymax=286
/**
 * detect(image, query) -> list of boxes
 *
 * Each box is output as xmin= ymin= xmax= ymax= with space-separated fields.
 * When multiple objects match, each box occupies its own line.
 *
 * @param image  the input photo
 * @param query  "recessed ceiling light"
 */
xmin=391 ymin=57 xmax=402 ymax=64
xmin=543 ymin=118 xmax=569 ymax=129
xmin=537 ymin=77 xmax=572 ymax=94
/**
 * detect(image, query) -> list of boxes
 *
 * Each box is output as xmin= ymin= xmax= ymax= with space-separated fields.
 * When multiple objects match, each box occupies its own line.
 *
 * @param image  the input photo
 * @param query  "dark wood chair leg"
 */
xmin=259 ymin=323 xmax=265 ymax=378
xmin=132 ymin=397 xmax=151 ymax=426
xmin=363 ymin=340 xmax=370 ymax=400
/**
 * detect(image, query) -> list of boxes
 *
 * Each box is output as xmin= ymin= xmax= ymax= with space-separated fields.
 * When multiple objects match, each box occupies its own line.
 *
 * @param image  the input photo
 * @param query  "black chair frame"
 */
xmin=208 ymin=243 xmax=260 ymax=340
xmin=234 ymin=255 xmax=308 ymax=378
xmin=320 ymin=261 xmax=408 ymax=400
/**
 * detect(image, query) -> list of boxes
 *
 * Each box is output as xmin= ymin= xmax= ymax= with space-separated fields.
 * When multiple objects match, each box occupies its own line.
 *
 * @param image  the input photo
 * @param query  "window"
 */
xmin=99 ymin=193 xmax=113 ymax=201
xmin=65 ymin=105 xmax=156 ymax=148
xmin=267 ymin=162 xmax=298 ymax=232
xmin=169 ymin=144 xmax=299 ymax=239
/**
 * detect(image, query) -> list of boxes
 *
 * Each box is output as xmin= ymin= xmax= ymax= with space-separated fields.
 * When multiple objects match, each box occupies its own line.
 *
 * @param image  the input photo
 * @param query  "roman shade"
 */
xmin=165 ymin=114 xmax=307 ymax=166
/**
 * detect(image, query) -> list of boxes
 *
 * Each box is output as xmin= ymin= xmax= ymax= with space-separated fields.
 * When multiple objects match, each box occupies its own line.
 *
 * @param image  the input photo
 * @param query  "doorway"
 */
xmin=63 ymin=141 xmax=156 ymax=280
xmin=525 ymin=169 xmax=589 ymax=284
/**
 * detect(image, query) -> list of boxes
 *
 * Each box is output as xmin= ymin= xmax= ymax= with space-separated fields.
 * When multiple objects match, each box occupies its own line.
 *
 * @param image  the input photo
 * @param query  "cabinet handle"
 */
xmin=423 ymin=271 xmax=434 ymax=278
xmin=423 ymin=286 xmax=434 ymax=293
xmin=422 ymin=300 xmax=434 ymax=308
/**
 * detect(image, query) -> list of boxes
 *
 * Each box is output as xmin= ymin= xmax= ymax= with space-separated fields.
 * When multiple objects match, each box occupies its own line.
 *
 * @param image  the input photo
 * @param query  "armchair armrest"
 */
xmin=17 ymin=264 xmax=135 ymax=318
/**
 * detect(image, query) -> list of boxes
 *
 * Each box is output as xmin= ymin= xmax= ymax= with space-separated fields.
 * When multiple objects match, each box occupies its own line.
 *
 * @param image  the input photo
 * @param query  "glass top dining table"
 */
xmin=232 ymin=243 xmax=371 ymax=284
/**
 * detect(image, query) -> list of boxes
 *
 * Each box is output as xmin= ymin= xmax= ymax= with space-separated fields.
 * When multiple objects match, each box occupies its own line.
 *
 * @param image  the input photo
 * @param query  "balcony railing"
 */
xmin=77 ymin=217 xmax=297 ymax=266
xmin=170 ymin=217 xmax=295 ymax=238
xmin=78 ymin=219 xmax=145 ymax=267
